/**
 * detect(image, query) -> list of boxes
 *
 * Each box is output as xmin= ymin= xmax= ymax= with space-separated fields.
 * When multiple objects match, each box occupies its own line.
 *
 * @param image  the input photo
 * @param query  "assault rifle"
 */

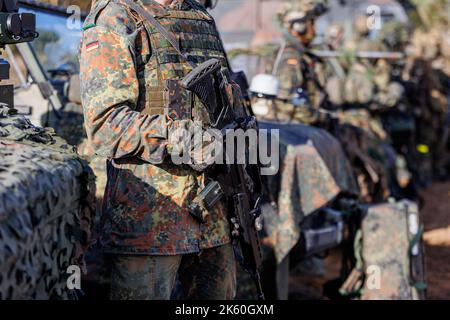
xmin=181 ymin=58 xmax=265 ymax=300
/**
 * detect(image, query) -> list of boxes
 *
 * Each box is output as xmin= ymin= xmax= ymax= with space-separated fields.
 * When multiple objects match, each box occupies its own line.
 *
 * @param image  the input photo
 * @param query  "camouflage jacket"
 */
xmin=273 ymin=40 xmax=327 ymax=124
xmin=79 ymin=0 xmax=235 ymax=255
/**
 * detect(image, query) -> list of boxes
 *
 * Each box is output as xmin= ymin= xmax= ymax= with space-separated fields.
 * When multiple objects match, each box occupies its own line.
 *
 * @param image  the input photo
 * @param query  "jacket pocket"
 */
xmin=165 ymin=79 xmax=192 ymax=120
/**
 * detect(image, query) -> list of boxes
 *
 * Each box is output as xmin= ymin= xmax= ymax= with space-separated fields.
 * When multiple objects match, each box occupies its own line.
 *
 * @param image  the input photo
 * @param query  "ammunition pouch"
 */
xmin=188 ymin=180 xmax=224 ymax=223
xmin=142 ymin=79 xmax=194 ymax=121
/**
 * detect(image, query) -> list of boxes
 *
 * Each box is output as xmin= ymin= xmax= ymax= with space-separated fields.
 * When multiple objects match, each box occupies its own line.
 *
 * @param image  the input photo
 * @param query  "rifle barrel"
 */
xmin=311 ymin=50 xmax=405 ymax=60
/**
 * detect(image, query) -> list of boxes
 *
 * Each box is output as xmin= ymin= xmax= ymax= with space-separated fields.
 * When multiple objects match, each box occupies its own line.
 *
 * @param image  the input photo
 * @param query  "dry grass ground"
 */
xmin=421 ymin=182 xmax=450 ymax=300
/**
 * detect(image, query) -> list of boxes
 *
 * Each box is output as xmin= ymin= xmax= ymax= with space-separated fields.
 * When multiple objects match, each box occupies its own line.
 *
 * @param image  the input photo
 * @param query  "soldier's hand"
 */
xmin=168 ymin=120 xmax=221 ymax=172
xmin=189 ymin=126 xmax=219 ymax=172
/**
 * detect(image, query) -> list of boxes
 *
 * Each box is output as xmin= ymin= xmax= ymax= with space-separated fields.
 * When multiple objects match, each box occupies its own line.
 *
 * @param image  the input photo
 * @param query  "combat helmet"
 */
xmin=278 ymin=0 xmax=327 ymax=34
xmin=379 ymin=21 xmax=409 ymax=51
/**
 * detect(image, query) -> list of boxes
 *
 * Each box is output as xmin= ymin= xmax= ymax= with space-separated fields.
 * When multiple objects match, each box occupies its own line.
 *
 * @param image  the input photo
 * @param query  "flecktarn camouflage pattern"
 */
xmin=348 ymin=200 xmax=426 ymax=300
xmin=259 ymin=121 xmax=358 ymax=264
xmin=79 ymin=0 xmax=235 ymax=256
xmin=273 ymin=42 xmax=327 ymax=124
xmin=0 ymin=106 xmax=95 ymax=299
xmin=78 ymin=0 xmax=251 ymax=300
xmin=111 ymin=244 xmax=236 ymax=300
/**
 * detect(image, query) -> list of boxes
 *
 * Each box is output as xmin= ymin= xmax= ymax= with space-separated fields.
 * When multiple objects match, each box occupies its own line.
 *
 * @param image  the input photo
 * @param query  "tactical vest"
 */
xmin=86 ymin=0 xmax=229 ymax=123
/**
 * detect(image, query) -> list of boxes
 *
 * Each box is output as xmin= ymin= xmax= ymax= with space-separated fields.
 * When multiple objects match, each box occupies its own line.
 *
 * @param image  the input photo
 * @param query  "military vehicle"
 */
xmin=0 ymin=0 xmax=95 ymax=299
xmin=4 ymin=1 xmax=87 ymax=128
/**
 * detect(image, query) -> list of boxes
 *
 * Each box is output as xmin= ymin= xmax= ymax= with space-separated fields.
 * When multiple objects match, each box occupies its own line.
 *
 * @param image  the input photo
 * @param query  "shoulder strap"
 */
xmin=116 ymin=0 xmax=196 ymax=68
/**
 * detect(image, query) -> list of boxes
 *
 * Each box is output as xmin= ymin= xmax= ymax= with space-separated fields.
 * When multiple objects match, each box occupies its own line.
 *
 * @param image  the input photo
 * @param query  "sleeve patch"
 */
xmin=86 ymin=41 xmax=100 ymax=52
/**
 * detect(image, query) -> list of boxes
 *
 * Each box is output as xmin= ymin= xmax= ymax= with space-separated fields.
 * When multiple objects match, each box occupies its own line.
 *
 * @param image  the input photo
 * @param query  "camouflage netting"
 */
xmin=0 ymin=106 xmax=95 ymax=299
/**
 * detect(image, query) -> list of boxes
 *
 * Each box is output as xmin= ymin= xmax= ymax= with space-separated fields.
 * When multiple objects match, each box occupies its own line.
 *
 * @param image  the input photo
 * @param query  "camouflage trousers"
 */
xmin=109 ymin=244 xmax=236 ymax=300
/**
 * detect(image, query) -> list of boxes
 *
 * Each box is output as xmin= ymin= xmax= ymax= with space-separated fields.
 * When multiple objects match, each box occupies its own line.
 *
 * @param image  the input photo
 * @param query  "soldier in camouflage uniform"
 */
xmin=270 ymin=4 xmax=394 ymax=203
xmin=338 ymin=16 xmax=403 ymax=110
xmin=271 ymin=0 xmax=328 ymax=124
xmin=79 ymin=0 xmax=244 ymax=300
xmin=322 ymin=17 xmax=415 ymax=202
xmin=402 ymin=3 xmax=450 ymax=182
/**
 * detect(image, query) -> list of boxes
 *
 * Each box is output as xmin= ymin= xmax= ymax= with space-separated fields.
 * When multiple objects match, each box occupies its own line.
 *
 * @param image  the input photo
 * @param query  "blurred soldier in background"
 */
xmin=335 ymin=16 xmax=404 ymax=110
xmin=240 ymin=0 xmax=340 ymax=299
xmin=321 ymin=15 xmax=416 ymax=201
xmin=372 ymin=21 xmax=420 ymax=191
xmin=344 ymin=14 xmax=385 ymax=52
xmin=402 ymin=1 xmax=450 ymax=183
xmin=271 ymin=0 xmax=328 ymax=123
xmin=268 ymin=3 xmax=397 ymax=202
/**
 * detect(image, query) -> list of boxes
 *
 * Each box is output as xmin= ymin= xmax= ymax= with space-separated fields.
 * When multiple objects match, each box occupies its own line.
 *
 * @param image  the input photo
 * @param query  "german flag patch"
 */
xmin=287 ymin=58 xmax=298 ymax=65
xmin=86 ymin=41 xmax=99 ymax=53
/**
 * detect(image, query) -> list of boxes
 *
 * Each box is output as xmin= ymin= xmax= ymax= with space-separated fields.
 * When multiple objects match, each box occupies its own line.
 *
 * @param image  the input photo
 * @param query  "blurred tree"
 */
xmin=20 ymin=0 xmax=93 ymax=11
